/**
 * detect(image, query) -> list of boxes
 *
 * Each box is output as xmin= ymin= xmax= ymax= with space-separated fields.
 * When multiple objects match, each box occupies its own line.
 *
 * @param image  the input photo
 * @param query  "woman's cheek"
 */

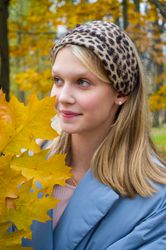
xmin=79 ymin=93 xmax=98 ymax=108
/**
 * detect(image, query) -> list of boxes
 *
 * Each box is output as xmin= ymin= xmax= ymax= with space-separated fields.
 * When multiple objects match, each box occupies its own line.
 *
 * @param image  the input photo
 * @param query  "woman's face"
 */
xmin=51 ymin=47 xmax=120 ymax=137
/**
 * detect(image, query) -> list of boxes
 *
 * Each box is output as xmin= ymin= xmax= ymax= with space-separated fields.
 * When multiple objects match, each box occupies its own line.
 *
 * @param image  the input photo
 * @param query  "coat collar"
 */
xmin=53 ymin=169 xmax=119 ymax=250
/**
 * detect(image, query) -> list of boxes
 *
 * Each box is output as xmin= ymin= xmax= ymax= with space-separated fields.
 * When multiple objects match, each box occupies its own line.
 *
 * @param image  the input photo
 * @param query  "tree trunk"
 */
xmin=153 ymin=111 xmax=160 ymax=127
xmin=163 ymin=110 xmax=166 ymax=124
xmin=133 ymin=0 xmax=140 ymax=12
xmin=122 ymin=0 xmax=128 ymax=29
xmin=0 ymin=0 xmax=10 ymax=101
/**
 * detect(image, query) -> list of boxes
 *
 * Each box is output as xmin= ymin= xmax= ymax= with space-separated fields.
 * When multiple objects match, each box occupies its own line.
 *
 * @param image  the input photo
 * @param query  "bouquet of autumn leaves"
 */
xmin=0 ymin=91 xmax=71 ymax=249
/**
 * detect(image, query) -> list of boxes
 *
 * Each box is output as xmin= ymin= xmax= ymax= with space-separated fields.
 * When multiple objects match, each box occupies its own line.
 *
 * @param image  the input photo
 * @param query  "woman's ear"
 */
xmin=114 ymin=93 xmax=128 ymax=106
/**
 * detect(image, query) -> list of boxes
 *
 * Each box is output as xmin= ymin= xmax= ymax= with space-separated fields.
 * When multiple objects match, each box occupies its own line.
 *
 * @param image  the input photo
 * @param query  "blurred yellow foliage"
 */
xmin=15 ymin=69 xmax=52 ymax=93
xmin=149 ymin=85 xmax=166 ymax=112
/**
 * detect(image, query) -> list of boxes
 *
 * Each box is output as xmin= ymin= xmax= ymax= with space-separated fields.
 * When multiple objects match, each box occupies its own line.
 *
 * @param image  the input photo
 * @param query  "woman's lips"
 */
xmin=59 ymin=110 xmax=82 ymax=118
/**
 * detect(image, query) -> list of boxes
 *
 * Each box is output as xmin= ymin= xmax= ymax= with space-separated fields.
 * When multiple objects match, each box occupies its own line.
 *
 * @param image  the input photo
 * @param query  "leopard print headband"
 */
xmin=51 ymin=21 xmax=139 ymax=95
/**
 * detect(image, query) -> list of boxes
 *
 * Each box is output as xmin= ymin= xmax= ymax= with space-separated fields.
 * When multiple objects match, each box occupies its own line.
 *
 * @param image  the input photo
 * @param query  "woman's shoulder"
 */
xmin=116 ymin=179 xmax=166 ymax=225
xmin=141 ymin=182 xmax=166 ymax=209
xmin=149 ymin=155 xmax=166 ymax=205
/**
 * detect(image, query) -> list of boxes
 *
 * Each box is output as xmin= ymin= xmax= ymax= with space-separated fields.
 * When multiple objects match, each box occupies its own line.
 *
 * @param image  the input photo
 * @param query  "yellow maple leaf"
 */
xmin=6 ymin=180 xmax=59 ymax=231
xmin=0 ymin=91 xmax=58 ymax=155
xmin=0 ymin=221 xmax=32 ymax=250
xmin=11 ymin=150 xmax=72 ymax=192
xmin=0 ymin=155 xmax=25 ymax=217
xmin=0 ymin=90 xmax=71 ymax=248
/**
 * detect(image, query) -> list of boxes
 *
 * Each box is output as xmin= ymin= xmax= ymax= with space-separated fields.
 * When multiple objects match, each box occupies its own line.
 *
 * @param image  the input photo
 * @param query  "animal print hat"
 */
xmin=51 ymin=21 xmax=139 ymax=95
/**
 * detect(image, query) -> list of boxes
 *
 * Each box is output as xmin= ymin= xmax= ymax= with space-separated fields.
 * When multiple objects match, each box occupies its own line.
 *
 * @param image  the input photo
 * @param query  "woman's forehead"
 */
xmin=52 ymin=47 xmax=90 ymax=75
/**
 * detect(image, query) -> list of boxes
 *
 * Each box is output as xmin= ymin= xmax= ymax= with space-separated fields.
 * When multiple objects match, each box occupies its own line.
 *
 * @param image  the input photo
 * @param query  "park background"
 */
xmin=0 ymin=0 xmax=166 ymax=158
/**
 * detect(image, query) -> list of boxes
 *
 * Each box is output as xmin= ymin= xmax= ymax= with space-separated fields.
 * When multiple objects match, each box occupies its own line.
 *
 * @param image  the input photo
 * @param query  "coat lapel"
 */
xmin=53 ymin=170 xmax=119 ymax=250
xmin=30 ymin=209 xmax=53 ymax=250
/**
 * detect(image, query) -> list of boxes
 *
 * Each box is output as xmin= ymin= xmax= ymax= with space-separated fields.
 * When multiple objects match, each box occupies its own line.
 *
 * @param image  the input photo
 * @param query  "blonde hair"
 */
xmin=50 ymin=44 xmax=166 ymax=198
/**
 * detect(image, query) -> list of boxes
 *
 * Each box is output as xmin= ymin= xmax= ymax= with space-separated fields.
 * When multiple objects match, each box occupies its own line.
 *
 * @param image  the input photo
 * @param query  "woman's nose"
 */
xmin=58 ymin=84 xmax=75 ymax=104
xmin=50 ymin=84 xmax=56 ymax=97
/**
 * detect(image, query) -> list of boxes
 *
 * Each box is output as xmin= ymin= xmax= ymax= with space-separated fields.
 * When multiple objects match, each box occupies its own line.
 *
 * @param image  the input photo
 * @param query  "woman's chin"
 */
xmin=60 ymin=127 xmax=78 ymax=134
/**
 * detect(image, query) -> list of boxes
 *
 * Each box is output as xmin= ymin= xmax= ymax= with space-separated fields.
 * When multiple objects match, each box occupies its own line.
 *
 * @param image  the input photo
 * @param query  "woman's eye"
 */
xmin=53 ymin=77 xmax=63 ymax=86
xmin=78 ymin=79 xmax=91 ymax=87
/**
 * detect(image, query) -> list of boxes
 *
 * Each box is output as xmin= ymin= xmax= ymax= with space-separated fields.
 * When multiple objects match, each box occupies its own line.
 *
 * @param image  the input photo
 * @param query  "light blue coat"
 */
xmin=22 ymin=169 xmax=166 ymax=250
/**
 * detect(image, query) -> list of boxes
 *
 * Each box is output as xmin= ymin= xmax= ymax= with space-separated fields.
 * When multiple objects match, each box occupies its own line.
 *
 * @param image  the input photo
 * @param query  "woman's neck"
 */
xmin=69 ymin=133 xmax=104 ymax=180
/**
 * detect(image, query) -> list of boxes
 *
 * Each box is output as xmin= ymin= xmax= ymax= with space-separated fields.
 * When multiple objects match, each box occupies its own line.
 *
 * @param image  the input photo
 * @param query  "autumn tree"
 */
xmin=123 ymin=0 xmax=166 ymax=126
xmin=151 ymin=0 xmax=166 ymax=19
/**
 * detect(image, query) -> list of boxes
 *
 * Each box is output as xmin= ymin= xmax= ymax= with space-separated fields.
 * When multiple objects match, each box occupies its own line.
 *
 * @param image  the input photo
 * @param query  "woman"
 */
xmin=23 ymin=21 xmax=166 ymax=250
